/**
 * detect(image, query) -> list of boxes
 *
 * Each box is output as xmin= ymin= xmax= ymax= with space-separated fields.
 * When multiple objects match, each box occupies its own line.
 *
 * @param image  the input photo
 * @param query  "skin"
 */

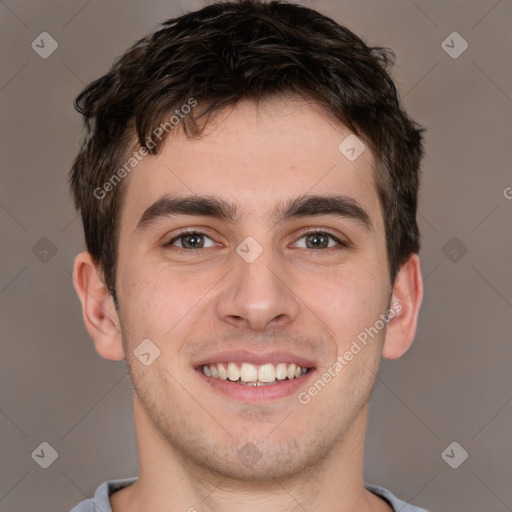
xmin=73 ymin=96 xmax=423 ymax=512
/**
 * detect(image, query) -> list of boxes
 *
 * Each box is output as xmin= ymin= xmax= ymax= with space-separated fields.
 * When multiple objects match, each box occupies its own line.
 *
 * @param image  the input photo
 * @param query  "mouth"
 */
xmin=193 ymin=352 xmax=316 ymax=403
xmin=199 ymin=361 xmax=311 ymax=386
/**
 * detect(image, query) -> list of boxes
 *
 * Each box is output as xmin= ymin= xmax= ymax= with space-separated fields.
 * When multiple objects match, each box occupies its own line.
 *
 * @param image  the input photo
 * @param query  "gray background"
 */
xmin=1 ymin=1 xmax=511 ymax=511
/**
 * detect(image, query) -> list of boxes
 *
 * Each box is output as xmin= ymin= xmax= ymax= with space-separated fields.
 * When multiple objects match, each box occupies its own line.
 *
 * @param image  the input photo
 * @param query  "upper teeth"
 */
xmin=202 ymin=362 xmax=308 ymax=384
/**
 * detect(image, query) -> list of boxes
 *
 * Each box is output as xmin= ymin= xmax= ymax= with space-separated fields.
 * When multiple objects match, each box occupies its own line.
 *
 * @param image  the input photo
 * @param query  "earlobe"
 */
xmin=382 ymin=253 xmax=424 ymax=360
xmin=72 ymin=251 xmax=125 ymax=361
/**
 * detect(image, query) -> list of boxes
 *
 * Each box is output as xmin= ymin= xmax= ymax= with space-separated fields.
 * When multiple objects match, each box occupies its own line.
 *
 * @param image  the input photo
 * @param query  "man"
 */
xmin=69 ymin=1 xmax=427 ymax=511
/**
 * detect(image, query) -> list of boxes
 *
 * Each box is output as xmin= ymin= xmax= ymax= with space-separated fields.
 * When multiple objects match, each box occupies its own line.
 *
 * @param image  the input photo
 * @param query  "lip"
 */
xmin=192 ymin=350 xmax=316 ymax=369
xmin=195 ymin=366 xmax=317 ymax=403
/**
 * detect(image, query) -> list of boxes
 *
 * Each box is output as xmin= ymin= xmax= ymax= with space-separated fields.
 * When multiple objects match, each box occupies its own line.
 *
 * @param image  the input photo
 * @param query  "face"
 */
xmin=114 ymin=97 xmax=392 ymax=481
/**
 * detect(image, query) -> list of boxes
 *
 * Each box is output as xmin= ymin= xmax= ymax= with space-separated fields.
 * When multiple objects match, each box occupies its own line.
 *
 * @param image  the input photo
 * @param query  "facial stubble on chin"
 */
xmin=119 ymin=328 xmax=383 ymax=483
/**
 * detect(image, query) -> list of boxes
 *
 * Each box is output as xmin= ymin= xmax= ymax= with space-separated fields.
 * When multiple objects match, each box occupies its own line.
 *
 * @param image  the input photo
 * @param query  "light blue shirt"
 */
xmin=70 ymin=476 xmax=428 ymax=511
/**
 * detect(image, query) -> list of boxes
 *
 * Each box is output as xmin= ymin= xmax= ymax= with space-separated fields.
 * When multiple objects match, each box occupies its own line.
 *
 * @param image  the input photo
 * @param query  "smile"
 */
xmin=193 ymin=350 xmax=317 ymax=402
xmin=201 ymin=362 xmax=311 ymax=386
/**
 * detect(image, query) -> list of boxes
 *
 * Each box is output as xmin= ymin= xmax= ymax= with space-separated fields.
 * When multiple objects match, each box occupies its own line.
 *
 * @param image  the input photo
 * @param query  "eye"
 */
xmin=293 ymin=230 xmax=347 ymax=250
xmin=166 ymin=231 xmax=217 ymax=250
xmin=164 ymin=229 xmax=348 ymax=252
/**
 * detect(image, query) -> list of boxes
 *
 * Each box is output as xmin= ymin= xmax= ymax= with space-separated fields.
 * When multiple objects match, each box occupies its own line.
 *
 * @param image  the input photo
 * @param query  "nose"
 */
xmin=215 ymin=244 xmax=300 ymax=332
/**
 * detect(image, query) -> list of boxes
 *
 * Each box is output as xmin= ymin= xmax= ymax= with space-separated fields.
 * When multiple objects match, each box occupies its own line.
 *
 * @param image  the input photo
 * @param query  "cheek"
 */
xmin=300 ymin=265 xmax=389 ymax=351
xmin=119 ymin=262 xmax=219 ymax=341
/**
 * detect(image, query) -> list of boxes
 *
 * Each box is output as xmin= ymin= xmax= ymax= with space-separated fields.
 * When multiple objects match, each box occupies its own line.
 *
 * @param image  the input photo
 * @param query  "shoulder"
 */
xmin=69 ymin=477 xmax=138 ymax=512
xmin=365 ymin=483 xmax=429 ymax=512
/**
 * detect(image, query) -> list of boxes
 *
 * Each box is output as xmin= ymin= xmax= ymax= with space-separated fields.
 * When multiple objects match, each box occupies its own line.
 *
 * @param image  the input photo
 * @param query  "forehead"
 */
xmin=119 ymin=97 xmax=382 ymax=232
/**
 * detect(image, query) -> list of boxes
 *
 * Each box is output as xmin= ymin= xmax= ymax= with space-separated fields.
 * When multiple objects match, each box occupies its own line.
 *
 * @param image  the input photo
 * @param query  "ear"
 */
xmin=382 ymin=253 xmax=424 ymax=359
xmin=72 ymin=251 xmax=125 ymax=361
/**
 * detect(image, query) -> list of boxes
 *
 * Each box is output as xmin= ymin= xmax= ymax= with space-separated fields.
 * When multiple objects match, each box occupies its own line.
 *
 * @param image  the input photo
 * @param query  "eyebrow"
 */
xmin=135 ymin=194 xmax=373 ymax=233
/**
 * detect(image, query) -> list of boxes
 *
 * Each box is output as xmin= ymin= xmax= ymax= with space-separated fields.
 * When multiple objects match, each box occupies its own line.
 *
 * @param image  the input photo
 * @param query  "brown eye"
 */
xmin=294 ymin=231 xmax=346 ymax=250
xmin=166 ymin=232 xmax=216 ymax=249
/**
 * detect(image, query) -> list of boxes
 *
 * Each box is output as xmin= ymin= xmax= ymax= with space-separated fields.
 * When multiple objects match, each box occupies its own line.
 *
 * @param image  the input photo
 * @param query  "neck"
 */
xmin=111 ymin=397 xmax=392 ymax=512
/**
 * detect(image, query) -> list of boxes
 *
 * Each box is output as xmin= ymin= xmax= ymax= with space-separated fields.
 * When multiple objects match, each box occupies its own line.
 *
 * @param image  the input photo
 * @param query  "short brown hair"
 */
xmin=69 ymin=0 xmax=424 ymax=299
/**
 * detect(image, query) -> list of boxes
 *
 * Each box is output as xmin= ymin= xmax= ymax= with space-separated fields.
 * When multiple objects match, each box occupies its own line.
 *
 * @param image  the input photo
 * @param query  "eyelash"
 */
xmin=164 ymin=228 xmax=349 ymax=252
